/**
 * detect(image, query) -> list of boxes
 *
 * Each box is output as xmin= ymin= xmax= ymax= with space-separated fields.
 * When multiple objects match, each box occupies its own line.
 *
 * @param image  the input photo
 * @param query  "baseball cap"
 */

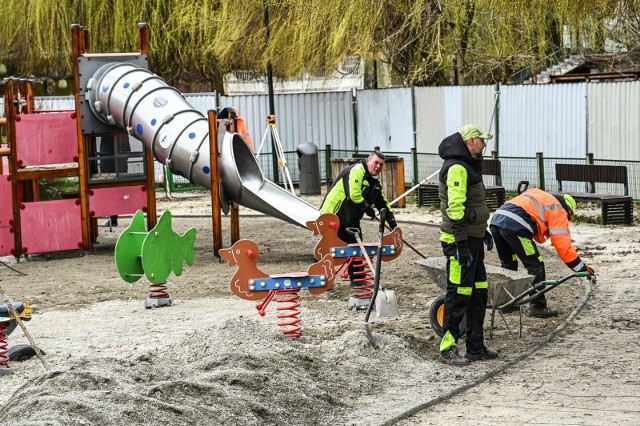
xmin=459 ymin=124 xmax=493 ymax=141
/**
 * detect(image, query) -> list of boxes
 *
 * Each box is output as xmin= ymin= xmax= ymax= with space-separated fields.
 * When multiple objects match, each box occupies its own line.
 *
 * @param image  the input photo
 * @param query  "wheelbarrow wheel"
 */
xmin=429 ymin=294 xmax=467 ymax=337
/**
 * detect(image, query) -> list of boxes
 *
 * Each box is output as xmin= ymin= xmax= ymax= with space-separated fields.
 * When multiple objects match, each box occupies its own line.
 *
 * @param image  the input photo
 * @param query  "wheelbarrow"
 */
xmin=487 ymin=270 xmax=592 ymax=338
xmin=415 ymin=257 xmax=538 ymax=339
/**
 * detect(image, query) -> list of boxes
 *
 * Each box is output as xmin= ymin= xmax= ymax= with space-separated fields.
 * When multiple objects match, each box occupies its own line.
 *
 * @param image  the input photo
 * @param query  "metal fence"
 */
xmin=166 ymin=148 xmax=640 ymax=202
xmin=5 ymin=86 xmax=640 ymax=201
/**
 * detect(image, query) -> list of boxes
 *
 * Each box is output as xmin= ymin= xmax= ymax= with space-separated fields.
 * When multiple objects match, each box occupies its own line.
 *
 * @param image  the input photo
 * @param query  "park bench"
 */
xmin=417 ymin=159 xmax=505 ymax=211
xmin=555 ymin=163 xmax=633 ymax=225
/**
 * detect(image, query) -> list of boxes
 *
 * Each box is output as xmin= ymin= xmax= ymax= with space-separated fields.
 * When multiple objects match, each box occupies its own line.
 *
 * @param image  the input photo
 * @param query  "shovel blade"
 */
xmin=375 ymin=288 xmax=400 ymax=317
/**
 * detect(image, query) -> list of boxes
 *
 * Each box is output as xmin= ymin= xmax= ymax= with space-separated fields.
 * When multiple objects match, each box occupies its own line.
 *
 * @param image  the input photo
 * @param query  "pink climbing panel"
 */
xmin=0 ymin=176 xmax=13 ymax=256
xmin=15 ymin=112 xmax=78 ymax=167
xmin=0 ymin=227 xmax=13 ymax=257
xmin=89 ymin=185 xmax=148 ymax=217
xmin=0 ymin=175 xmax=12 ymax=227
xmin=19 ymin=199 xmax=82 ymax=254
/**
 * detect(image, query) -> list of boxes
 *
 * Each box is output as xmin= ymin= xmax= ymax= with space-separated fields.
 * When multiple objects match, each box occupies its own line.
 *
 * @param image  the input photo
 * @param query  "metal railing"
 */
xmin=164 ymin=149 xmax=640 ymax=203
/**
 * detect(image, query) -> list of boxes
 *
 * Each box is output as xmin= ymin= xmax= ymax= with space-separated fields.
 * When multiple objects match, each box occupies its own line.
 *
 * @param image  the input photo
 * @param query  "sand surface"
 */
xmin=1 ymin=191 xmax=638 ymax=425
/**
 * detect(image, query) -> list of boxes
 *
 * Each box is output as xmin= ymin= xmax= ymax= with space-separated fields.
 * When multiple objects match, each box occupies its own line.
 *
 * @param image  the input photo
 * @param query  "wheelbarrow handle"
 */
xmin=497 ymin=271 xmax=592 ymax=309
xmin=545 ymin=271 xmax=592 ymax=286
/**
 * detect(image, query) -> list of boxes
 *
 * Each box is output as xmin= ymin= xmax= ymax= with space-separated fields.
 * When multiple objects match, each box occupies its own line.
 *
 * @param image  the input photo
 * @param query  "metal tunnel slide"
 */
xmin=85 ymin=62 xmax=319 ymax=227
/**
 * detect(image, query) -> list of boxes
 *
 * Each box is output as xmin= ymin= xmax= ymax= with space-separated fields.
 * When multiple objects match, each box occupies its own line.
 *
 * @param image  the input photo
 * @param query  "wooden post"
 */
xmin=396 ymin=158 xmax=406 ymax=208
xmin=231 ymin=204 xmax=240 ymax=244
xmin=137 ymin=22 xmax=157 ymax=230
xmin=5 ymin=80 xmax=22 ymax=259
xmin=207 ymin=110 xmax=223 ymax=257
xmin=0 ymin=118 xmax=6 ymax=175
xmin=71 ymin=24 xmax=92 ymax=250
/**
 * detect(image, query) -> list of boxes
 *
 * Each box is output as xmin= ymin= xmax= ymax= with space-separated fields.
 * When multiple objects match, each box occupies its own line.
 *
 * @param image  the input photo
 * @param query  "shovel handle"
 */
xmin=346 ymin=228 xmax=376 ymax=274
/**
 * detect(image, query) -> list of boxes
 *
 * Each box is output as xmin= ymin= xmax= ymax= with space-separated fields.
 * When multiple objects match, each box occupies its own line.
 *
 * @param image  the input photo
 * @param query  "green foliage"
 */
xmin=38 ymin=178 xmax=79 ymax=201
xmin=573 ymin=212 xmax=602 ymax=225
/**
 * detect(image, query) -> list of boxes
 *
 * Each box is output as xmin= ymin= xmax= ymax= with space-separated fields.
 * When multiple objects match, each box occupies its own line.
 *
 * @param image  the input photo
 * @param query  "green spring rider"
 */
xmin=115 ymin=210 xmax=196 ymax=308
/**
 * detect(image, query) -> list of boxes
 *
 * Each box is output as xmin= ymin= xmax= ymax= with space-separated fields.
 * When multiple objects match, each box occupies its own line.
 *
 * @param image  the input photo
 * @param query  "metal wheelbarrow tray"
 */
xmin=415 ymin=257 xmax=535 ymax=338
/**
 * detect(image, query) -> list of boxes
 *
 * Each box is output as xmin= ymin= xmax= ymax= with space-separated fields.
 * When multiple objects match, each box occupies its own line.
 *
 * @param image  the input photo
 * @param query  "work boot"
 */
xmin=465 ymin=346 xmax=499 ymax=362
xmin=526 ymin=306 xmax=558 ymax=318
xmin=438 ymin=347 xmax=470 ymax=367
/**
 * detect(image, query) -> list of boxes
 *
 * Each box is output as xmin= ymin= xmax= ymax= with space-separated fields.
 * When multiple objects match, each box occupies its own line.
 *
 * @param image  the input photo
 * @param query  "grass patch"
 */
xmin=38 ymin=178 xmax=79 ymax=201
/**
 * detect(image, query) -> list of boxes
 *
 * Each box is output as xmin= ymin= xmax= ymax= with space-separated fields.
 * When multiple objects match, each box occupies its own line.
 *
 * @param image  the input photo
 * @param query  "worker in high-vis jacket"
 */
xmin=438 ymin=124 xmax=498 ymax=367
xmin=489 ymin=188 xmax=595 ymax=318
xmin=220 ymin=106 xmax=253 ymax=151
xmin=320 ymin=150 xmax=398 ymax=285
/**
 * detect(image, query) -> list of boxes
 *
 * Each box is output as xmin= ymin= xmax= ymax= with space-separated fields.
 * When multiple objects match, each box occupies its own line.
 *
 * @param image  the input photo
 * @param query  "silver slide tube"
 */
xmin=86 ymin=62 xmax=319 ymax=227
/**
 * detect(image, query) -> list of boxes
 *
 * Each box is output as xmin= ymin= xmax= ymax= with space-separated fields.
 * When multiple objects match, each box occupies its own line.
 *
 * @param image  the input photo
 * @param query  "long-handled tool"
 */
xmin=347 ymin=227 xmax=379 ymax=348
xmin=347 ymin=209 xmax=400 ymax=348
xmin=0 ymin=286 xmax=48 ymax=370
xmin=389 ymin=168 xmax=440 ymax=207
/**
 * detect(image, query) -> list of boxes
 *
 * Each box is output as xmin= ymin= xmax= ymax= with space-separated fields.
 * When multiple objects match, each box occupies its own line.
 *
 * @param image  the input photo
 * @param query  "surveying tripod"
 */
xmin=255 ymin=115 xmax=295 ymax=195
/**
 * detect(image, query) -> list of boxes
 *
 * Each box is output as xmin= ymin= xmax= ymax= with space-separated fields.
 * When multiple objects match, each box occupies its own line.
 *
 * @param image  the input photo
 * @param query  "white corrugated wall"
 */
xmin=588 ymin=81 xmax=640 ymax=161
xmin=414 ymin=87 xmax=446 ymax=153
xmin=356 ymin=88 xmax=413 ymax=153
xmin=499 ymin=83 xmax=587 ymax=157
xmin=414 ymin=85 xmax=497 ymax=154
xmin=182 ymin=93 xmax=217 ymax=116
xmin=221 ymin=91 xmax=355 ymax=153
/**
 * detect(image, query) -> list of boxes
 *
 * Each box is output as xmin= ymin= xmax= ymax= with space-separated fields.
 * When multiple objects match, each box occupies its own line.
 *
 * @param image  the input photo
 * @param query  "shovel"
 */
xmin=347 ymin=210 xmax=400 ymax=319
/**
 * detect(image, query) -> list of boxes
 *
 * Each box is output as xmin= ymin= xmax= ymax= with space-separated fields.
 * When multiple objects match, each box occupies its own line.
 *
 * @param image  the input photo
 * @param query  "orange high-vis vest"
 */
xmin=506 ymin=188 xmax=579 ymax=264
xmin=229 ymin=107 xmax=253 ymax=151
xmin=235 ymin=117 xmax=253 ymax=151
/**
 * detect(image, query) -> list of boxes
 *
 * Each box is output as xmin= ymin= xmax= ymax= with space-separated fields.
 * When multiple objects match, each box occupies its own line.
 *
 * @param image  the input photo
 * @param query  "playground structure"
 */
xmin=76 ymin=23 xmax=319 ymax=257
xmin=219 ymin=239 xmax=336 ymax=338
xmin=220 ymin=213 xmax=403 ymax=338
xmin=115 ymin=210 xmax=196 ymax=308
xmin=307 ymin=213 xmax=403 ymax=310
xmin=2 ymin=22 xmax=319 ymax=261
xmin=0 ymin=29 xmax=157 ymax=259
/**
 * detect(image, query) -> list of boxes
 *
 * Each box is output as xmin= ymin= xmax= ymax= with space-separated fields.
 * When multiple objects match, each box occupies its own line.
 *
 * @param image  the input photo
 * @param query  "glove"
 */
xmin=365 ymin=206 xmax=376 ymax=220
xmin=455 ymin=242 xmax=473 ymax=268
xmin=586 ymin=265 xmax=595 ymax=277
xmin=483 ymin=230 xmax=494 ymax=251
xmin=578 ymin=264 xmax=596 ymax=282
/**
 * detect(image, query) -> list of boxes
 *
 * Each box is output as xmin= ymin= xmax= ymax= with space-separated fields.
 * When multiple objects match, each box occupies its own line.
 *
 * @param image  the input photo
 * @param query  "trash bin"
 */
xmin=296 ymin=142 xmax=321 ymax=195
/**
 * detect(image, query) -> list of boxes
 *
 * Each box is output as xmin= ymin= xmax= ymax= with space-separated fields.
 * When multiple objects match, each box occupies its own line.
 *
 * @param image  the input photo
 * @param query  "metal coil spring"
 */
xmin=0 ymin=322 xmax=9 ymax=368
xmin=350 ymin=256 xmax=374 ymax=300
xmin=276 ymin=289 xmax=301 ymax=339
xmin=148 ymin=282 xmax=170 ymax=299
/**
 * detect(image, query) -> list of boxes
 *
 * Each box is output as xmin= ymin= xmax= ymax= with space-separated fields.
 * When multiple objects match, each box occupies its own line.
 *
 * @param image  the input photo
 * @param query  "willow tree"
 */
xmin=0 ymin=0 xmax=225 ymax=91
xmin=460 ymin=0 xmax=634 ymax=84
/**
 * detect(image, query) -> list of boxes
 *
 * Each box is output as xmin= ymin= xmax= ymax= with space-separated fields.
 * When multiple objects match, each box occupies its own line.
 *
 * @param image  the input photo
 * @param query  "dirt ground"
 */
xmin=0 ymin=190 xmax=638 ymax=425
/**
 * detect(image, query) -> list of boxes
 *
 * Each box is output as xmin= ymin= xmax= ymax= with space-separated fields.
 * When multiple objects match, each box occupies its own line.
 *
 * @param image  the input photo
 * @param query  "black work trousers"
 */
xmin=441 ymin=236 xmax=488 ymax=354
xmin=338 ymin=225 xmax=365 ymax=281
xmin=489 ymin=225 xmax=547 ymax=309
